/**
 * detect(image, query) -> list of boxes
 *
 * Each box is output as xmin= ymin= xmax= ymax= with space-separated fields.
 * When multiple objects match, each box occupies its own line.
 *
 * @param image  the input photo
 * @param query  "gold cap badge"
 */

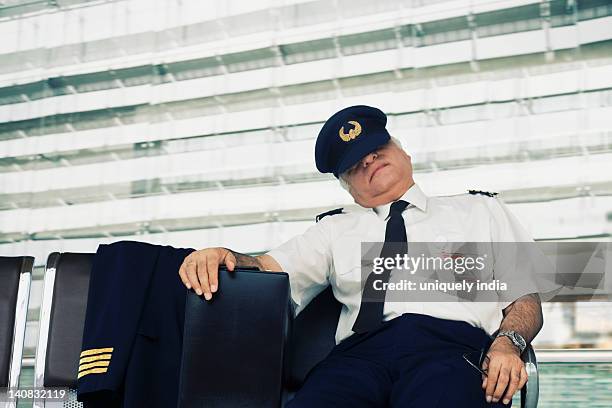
xmin=338 ymin=121 xmax=362 ymax=142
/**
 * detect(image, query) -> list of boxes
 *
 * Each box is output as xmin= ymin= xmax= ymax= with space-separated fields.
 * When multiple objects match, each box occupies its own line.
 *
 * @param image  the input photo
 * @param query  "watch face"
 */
xmin=513 ymin=333 xmax=526 ymax=349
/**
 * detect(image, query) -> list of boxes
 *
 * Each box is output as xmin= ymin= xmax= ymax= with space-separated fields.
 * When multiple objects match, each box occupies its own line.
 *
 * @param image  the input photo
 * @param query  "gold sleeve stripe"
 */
xmin=79 ymin=360 xmax=110 ymax=372
xmin=78 ymin=367 xmax=108 ymax=379
xmin=79 ymin=354 xmax=112 ymax=365
xmin=80 ymin=347 xmax=114 ymax=357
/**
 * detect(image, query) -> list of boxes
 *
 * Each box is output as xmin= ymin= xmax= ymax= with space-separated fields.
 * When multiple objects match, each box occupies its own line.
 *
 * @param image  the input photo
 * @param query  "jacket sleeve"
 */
xmin=77 ymin=240 xmax=161 ymax=401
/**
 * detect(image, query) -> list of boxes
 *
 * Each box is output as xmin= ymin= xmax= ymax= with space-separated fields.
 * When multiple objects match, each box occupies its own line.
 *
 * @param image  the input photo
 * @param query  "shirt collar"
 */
xmin=373 ymin=183 xmax=428 ymax=220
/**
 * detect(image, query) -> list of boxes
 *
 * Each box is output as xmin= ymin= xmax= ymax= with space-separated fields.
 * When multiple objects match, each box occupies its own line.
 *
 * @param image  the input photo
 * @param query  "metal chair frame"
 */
xmin=1 ymin=256 xmax=33 ymax=408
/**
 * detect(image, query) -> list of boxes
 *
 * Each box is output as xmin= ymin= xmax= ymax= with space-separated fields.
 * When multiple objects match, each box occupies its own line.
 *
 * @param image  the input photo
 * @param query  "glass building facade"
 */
xmin=1 ymin=1 xmax=612 ymax=406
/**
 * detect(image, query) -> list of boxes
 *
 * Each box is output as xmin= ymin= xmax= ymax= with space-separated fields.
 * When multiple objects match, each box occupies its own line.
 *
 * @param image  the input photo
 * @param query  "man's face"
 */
xmin=341 ymin=140 xmax=414 ymax=208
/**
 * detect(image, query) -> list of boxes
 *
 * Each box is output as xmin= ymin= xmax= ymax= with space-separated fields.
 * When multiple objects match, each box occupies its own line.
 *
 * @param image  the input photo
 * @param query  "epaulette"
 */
xmin=468 ymin=190 xmax=498 ymax=197
xmin=315 ymin=207 xmax=344 ymax=222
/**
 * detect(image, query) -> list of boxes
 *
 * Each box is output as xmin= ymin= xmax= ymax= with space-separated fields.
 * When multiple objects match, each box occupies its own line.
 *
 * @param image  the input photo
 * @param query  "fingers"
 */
xmin=178 ymin=248 xmax=234 ymax=301
xmin=208 ymin=249 xmax=235 ymax=294
xmin=502 ymin=366 xmax=521 ymax=405
xmin=491 ymin=366 xmax=510 ymax=404
xmin=484 ymin=352 xmax=526 ymax=405
xmin=224 ymin=251 xmax=236 ymax=272
xmin=484 ymin=358 xmax=500 ymax=403
xmin=184 ymin=257 xmax=201 ymax=295
xmin=197 ymin=255 xmax=212 ymax=300
xmin=519 ymin=365 xmax=529 ymax=389
xmin=207 ymin=257 xmax=219 ymax=294
xmin=481 ymin=355 xmax=490 ymax=389
xmin=178 ymin=262 xmax=191 ymax=290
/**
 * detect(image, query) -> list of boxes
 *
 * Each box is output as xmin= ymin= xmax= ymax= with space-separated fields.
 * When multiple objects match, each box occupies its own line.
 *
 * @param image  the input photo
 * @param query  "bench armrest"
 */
xmin=521 ymin=344 xmax=539 ymax=408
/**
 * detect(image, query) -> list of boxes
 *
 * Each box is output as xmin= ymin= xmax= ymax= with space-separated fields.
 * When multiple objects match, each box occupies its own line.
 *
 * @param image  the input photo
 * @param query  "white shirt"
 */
xmin=267 ymin=183 xmax=541 ymax=345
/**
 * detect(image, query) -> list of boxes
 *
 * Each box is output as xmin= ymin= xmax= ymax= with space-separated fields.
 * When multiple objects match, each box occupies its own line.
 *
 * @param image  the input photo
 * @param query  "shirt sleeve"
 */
xmin=266 ymin=218 xmax=334 ymax=317
xmin=486 ymin=196 xmax=561 ymax=307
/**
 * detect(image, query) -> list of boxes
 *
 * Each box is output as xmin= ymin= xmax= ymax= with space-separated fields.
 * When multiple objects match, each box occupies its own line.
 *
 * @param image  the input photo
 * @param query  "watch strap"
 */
xmin=496 ymin=330 xmax=526 ymax=353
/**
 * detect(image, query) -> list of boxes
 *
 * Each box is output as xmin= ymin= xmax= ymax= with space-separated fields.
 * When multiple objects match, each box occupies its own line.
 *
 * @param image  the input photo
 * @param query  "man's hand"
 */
xmin=178 ymin=248 xmax=282 ymax=300
xmin=178 ymin=248 xmax=238 ymax=300
xmin=481 ymin=337 xmax=528 ymax=405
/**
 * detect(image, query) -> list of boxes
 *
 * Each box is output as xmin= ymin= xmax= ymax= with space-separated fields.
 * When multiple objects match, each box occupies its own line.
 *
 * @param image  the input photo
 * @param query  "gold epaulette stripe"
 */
xmin=79 ymin=353 xmax=112 ymax=365
xmin=78 ymin=367 xmax=108 ymax=379
xmin=80 ymin=347 xmax=114 ymax=357
xmin=79 ymin=360 xmax=110 ymax=372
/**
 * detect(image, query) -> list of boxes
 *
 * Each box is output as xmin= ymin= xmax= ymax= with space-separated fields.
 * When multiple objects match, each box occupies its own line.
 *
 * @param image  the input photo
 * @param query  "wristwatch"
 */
xmin=496 ymin=330 xmax=527 ymax=354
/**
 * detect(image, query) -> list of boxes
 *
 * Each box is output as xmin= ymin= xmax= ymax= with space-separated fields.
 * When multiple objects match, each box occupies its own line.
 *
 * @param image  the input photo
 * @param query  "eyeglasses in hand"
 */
xmin=462 ymin=348 xmax=489 ymax=377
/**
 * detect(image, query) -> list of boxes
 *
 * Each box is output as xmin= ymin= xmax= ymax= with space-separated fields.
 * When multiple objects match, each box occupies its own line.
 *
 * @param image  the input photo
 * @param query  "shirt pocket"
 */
xmin=332 ymin=252 xmax=367 ymax=283
xmin=334 ymin=260 xmax=374 ymax=294
xmin=334 ymin=258 xmax=362 ymax=277
xmin=331 ymin=231 xmax=381 ymax=282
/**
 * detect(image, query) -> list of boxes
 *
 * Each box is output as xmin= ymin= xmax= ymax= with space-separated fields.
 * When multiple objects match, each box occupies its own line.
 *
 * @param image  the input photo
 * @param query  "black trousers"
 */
xmin=287 ymin=313 xmax=512 ymax=408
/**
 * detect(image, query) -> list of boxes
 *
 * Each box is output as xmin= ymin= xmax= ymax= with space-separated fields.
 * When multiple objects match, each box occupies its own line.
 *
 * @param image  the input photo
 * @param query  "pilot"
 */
xmin=178 ymin=105 xmax=545 ymax=407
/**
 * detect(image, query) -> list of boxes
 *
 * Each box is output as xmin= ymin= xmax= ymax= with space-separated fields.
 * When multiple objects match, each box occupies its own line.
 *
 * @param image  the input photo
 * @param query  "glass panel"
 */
xmin=475 ymin=4 xmax=542 ymax=38
xmin=578 ymin=0 xmax=612 ymax=21
xmin=339 ymin=28 xmax=398 ymax=56
xmin=281 ymin=38 xmax=337 ymax=65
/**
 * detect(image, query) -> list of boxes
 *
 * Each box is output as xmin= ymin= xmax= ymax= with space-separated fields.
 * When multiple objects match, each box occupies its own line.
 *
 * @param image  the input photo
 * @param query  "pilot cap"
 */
xmin=315 ymin=105 xmax=390 ymax=178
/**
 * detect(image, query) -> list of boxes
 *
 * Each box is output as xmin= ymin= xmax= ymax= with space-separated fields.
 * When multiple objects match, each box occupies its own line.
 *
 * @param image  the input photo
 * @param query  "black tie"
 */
xmin=352 ymin=200 xmax=409 ymax=334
